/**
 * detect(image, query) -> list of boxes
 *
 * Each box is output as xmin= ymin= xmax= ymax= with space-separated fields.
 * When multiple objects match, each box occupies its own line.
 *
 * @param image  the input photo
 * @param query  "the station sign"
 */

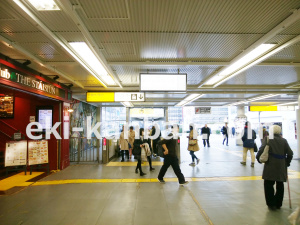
xmin=195 ymin=107 xmax=211 ymax=114
xmin=86 ymin=92 xmax=145 ymax=102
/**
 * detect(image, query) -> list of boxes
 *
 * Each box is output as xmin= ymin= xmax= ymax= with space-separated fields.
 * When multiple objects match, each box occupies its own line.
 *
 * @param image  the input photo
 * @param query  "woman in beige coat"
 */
xmin=120 ymin=126 xmax=129 ymax=162
xmin=187 ymin=125 xmax=200 ymax=166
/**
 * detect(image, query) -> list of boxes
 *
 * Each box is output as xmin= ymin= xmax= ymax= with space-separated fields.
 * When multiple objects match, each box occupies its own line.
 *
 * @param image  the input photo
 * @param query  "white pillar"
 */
xmin=96 ymin=106 xmax=102 ymax=162
xmin=235 ymin=106 xmax=247 ymax=146
xmin=126 ymin=108 xmax=130 ymax=123
xmin=165 ymin=107 xmax=169 ymax=122
xmin=296 ymin=93 xmax=300 ymax=157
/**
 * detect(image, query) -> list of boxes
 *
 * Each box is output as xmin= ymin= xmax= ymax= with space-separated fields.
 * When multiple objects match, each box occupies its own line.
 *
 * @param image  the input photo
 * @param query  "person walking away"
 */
xmin=187 ymin=125 xmax=200 ymax=166
xmin=232 ymin=127 xmax=235 ymax=137
xmin=158 ymin=127 xmax=188 ymax=185
xmin=240 ymin=122 xmax=256 ymax=167
xmin=260 ymin=126 xmax=269 ymax=143
xmin=201 ymin=124 xmax=210 ymax=147
xmin=128 ymin=126 xmax=135 ymax=159
xmin=151 ymin=125 xmax=161 ymax=157
xmin=222 ymin=122 xmax=229 ymax=146
xmin=120 ymin=126 xmax=129 ymax=162
xmin=256 ymin=125 xmax=293 ymax=210
xmin=133 ymin=128 xmax=155 ymax=176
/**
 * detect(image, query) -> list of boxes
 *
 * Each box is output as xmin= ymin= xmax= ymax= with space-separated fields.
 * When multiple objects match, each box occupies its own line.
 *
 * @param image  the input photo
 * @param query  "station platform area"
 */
xmin=0 ymin=135 xmax=299 ymax=225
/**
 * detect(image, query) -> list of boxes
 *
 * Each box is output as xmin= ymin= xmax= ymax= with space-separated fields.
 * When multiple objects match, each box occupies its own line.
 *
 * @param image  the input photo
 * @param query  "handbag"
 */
xmin=254 ymin=142 xmax=258 ymax=152
xmin=259 ymin=137 xmax=269 ymax=163
xmin=189 ymin=139 xmax=197 ymax=145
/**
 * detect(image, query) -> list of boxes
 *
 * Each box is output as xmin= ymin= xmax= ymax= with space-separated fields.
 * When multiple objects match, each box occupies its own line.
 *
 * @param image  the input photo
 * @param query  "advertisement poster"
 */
xmin=38 ymin=109 xmax=52 ymax=130
xmin=5 ymin=140 xmax=27 ymax=167
xmin=0 ymin=95 xmax=14 ymax=118
xmin=28 ymin=140 xmax=48 ymax=165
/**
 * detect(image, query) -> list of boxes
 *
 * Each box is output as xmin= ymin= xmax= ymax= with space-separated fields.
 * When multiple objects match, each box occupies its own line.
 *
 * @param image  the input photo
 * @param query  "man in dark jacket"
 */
xmin=151 ymin=125 xmax=161 ymax=157
xmin=241 ymin=121 xmax=257 ymax=167
xmin=221 ymin=122 xmax=229 ymax=146
xmin=157 ymin=126 xmax=188 ymax=185
xmin=256 ymin=125 xmax=293 ymax=210
xmin=201 ymin=124 xmax=210 ymax=147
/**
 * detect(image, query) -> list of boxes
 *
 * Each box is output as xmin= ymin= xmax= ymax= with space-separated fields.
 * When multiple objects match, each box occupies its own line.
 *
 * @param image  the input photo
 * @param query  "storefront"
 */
xmin=0 ymin=55 xmax=72 ymax=173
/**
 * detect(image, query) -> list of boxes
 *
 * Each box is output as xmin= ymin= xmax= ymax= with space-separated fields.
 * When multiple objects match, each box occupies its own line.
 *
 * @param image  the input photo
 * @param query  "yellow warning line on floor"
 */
xmin=0 ymin=172 xmax=44 ymax=191
xmin=106 ymin=161 xmax=163 ymax=166
xmin=31 ymin=172 xmax=300 ymax=186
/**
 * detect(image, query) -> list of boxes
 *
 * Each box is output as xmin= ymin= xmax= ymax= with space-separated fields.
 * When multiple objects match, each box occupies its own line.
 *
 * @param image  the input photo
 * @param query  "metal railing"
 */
xmin=69 ymin=137 xmax=101 ymax=163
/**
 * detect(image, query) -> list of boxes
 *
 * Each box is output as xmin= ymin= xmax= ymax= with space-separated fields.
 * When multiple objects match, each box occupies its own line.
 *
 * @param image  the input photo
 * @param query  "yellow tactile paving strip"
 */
xmin=31 ymin=169 xmax=300 ymax=186
xmin=106 ymin=161 xmax=163 ymax=166
xmin=0 ymin=172 xmax=44 ymax=191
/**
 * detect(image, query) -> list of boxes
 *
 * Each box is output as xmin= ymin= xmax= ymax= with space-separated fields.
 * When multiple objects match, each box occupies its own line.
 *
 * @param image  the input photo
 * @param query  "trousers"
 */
xmin=264 ymin=180 xmax=284 ymax=208
xmin=242 ymin=147 xmax=255 ymax=163
xmin=158 ymin=155 xmax=185 ymax=183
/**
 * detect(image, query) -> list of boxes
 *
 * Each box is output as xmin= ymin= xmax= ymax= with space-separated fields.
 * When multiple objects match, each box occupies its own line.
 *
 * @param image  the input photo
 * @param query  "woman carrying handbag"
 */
xmin=187 ymin=125 xmax=200 ymax=166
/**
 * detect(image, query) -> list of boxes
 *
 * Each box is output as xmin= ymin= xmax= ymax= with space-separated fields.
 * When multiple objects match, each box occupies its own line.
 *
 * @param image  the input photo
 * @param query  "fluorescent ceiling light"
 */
xmin=202 ymin=44 xmax=276 ymax=87
xmin=69 ymin=42 xmax=116 ymax=86
xmin=121 ymin=102 xmax=134 ymax=107
xmin=28 ymin=0 xmax=60 ymax=10
xmin=176 ymin=94 xmax=204 ymax=107
xmin=227 ymin=94 xmax=280 ymax=106
xmin=277 ymin=101 xmax=298 ymax=106
xmin=219 ymin=44 xmax=275 ymax=76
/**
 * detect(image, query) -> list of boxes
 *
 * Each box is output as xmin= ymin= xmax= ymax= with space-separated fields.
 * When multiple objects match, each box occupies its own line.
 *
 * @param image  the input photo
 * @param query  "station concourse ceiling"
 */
xmin=1 ymin=0 xmax=300 ymax=107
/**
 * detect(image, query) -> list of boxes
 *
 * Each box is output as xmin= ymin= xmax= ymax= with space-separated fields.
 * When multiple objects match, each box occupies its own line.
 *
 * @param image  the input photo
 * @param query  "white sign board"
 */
xmin=195 ymin=107 xmax=211 ymax=114
xmin=115 ymin=92 xmax=145 ymax=102
xmin=38 ymin=109 xmax=52 ymax=130
xmin=28 ymin=140 xmax=49 ymax=165
xmin=140 ymin=74 xmax=187 ymax=91
xmin=5 ymin=140 xmax=27 ymax=167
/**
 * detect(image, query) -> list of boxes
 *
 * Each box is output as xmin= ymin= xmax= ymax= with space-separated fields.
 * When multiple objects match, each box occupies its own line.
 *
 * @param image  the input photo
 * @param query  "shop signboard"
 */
xmin=0 ymin=60 xmax=71 ymax=102
xmin=87 ymin=92 xmax=145 ymax=102
xmin=28 ymin=140 xmax=49 ymax=165
xmin=5 ymin=140 xmax=27 ymax=167
xmin=195 ymin=107 xmax=211 ymax=114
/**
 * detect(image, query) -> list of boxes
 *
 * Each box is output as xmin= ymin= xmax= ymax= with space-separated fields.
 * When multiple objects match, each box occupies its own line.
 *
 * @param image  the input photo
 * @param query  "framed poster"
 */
xmin=5 ymin=140 xmax=27 ymax=167
xmin=0 ymin=95 xmax=14 ymax=118
xmin=28 ymin=140 xmax=48 ymax=165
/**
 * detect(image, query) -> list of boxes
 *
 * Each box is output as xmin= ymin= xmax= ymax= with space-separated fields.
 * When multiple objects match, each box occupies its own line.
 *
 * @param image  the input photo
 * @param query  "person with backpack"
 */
xmin=157 ymin=125 xmax=188 ymax=185
xmin=256 ymin=125 xmax=293 ymax=210
xmin=240 ymin=121 xmax=257 ymax=167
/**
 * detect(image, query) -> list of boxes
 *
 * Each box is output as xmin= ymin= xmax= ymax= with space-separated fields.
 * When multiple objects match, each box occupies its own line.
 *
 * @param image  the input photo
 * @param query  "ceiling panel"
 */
xmin=76 ymin=0 xmax=300 ymax=33
xmin=92 ymin=32 xmax=262 ymax=62
xmin=225 ymin=66 xmax=300 ymax=85
xmin=265 ymin=44 xmax=300 ymax=62
xmin=279 ymin=19 xmax=300 ymax=35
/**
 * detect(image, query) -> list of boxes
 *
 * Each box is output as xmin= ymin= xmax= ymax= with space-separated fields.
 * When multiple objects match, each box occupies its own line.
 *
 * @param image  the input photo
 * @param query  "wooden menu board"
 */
xmin=5 ymin=140 xmax=27 ymax=167
xmin=28 ymin=140 xmax=49 ymax=165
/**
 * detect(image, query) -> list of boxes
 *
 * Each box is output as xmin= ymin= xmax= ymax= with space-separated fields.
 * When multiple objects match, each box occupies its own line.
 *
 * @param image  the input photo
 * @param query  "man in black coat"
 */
xmin=221 ymin=122 xmax=229 ymax=146
xmin=201 ymin=124 xmax=210 ymax=147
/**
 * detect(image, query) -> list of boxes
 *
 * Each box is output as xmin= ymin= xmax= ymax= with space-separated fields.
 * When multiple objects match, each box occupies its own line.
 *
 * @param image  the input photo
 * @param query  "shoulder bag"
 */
xmin=189 ymin=139 xmax=197 ymax=145
xmin=259 ymin=137 xmax=269 ymax=163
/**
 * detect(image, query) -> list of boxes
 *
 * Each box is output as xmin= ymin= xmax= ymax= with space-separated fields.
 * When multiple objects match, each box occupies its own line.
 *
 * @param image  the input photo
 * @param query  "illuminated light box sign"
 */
xmin=140 ymin=73 xmax=187 ymax=91
xmin=250 ymin=106 xmax=295 ymax=111
xmin=195 ymin=107 xmax=211 ymax=114
xmin=87 ymin=92 xmax=145 ymax=102
xmin=28 ymin=140 xmax=49 ymax=165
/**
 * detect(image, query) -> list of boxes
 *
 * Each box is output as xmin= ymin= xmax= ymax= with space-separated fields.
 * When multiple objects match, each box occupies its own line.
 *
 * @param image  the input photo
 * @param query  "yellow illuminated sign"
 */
xmin=86 ymin=92 xmax=115 ymax=102
xmin=249 ymin=106 xmax=277 ymax=111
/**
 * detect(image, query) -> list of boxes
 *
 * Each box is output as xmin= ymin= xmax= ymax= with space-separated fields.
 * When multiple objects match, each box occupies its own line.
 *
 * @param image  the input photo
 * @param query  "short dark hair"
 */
xmin=130 ymin=126 xmax=133 ymax=130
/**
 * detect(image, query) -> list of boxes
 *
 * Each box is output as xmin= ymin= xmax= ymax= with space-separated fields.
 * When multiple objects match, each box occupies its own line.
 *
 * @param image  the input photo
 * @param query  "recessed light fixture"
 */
xmin=227 ymin=94 xmax=280 ymax=106
xmin=28 ymin=0 xmax=60 ymax=11
xmin=69 ymin=42 xmax=116 ymax=86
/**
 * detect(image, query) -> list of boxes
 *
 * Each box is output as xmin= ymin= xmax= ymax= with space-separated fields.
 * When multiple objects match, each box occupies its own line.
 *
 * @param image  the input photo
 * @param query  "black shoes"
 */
xmin=135 ymin=168 xmax=138 ymax=174
xmin=179 ymin=181 xmax=189 ymax=186
xmin=158 ymin=179 xmax=165 ymax=184
xmin=150 ymin=168 xmax=155 ymax=171
xmin=140 ymin=172 xmax=146 ymax=176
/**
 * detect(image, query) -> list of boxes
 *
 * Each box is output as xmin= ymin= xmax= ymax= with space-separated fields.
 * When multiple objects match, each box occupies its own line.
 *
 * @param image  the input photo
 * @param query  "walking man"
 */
xmin=222 ymin=122 xmax=229 ymax=146
xmin=201 ymin=124 xmax=210 ymax=147
xmin=157 ymin=125 xmax=188 ymax=185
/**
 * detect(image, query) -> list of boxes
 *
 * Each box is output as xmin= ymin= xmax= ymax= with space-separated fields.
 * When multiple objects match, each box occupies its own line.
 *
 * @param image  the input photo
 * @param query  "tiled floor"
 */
xmin=0 ymin=135 xmax=299 ymax=225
